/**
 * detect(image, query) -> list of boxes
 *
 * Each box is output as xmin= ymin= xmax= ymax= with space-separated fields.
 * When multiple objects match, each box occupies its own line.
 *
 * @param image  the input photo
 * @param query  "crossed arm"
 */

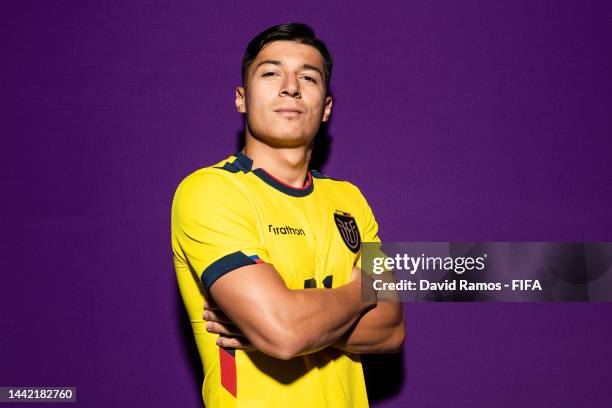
xmin=204 ymin=262 xmax=404 ymax=359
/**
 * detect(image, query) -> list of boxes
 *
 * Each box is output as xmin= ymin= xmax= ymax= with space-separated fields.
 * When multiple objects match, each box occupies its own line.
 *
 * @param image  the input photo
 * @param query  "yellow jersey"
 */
xmin=171 ymin=152 xmax=380 ymax=407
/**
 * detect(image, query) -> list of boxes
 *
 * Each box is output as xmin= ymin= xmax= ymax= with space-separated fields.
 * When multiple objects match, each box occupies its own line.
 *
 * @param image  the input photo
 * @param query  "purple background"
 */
xmin=3 ymin=1 xmax=612 ymax=407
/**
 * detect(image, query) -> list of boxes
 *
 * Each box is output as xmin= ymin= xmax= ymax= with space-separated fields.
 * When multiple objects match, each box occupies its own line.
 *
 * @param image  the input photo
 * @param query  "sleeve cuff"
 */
xmin=201 ymin=251 xmax=258 ymax=289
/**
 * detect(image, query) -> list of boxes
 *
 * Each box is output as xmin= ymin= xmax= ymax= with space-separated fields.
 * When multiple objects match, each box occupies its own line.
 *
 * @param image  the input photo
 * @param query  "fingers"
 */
xmin=202 ymin=309 xmax=233 ymax=323
xmin=203 ymin=300 xmax=254 ymax=351
xmin=215 ymin=335 xmax=253 ymax=350
xmin=205 ymin=321 xmax=244 ymax=337
xmin=203 ymin=300 xmax=220 ymax=310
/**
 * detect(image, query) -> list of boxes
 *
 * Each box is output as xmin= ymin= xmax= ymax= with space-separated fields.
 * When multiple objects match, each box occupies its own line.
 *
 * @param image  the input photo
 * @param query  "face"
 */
xmin=236 ymin=40 xmax=333 ymax=148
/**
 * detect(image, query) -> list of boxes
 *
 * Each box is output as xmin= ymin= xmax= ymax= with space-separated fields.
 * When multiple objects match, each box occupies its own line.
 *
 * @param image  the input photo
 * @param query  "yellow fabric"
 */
xmin=171 ymin=153 xmax=380 ymax=407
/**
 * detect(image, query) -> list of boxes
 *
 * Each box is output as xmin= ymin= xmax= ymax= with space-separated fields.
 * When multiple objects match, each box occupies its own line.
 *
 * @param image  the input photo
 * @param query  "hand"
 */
xmin=352 ymin=265 xmax=377 ymax=303
xmin=203 ymin=300 xmax=254 ymax=350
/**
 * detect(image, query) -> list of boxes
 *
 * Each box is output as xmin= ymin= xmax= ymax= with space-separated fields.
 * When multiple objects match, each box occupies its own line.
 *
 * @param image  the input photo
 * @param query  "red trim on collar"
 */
xmin=258 ymin=169 xmax=313 ymax=191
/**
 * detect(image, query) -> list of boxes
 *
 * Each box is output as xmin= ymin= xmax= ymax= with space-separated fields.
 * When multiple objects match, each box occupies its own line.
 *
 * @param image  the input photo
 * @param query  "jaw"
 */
xmin=245 ymin=116 xmax=319 ymax=149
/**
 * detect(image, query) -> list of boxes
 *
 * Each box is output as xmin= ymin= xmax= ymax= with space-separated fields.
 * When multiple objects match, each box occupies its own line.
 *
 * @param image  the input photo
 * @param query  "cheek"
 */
xmin=305 ymin=94 xmax=326 ymax=114
xmin=245 ymin=100 xmax=265 ymax=124
xmin=246 ymin=93 xmax=273 ymax=119
xmin=246 ymin=92 xmax=262 ymax=112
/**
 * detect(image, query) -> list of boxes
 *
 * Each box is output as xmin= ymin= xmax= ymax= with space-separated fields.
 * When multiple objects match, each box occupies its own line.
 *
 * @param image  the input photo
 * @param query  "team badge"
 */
xmin=334 ymin=210 xmax=361 ymax=253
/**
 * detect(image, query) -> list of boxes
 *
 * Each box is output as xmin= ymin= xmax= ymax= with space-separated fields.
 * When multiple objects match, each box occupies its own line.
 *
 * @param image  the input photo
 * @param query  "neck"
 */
xmin=243 ymin=135 xmax=312 ymax=188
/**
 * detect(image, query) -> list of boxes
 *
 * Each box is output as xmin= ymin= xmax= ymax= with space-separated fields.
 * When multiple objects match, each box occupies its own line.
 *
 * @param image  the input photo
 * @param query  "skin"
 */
xmin=203 ymin=40 xmax=404 ymax=358
xmin=236 ymin=40 xmax=332 ymax=187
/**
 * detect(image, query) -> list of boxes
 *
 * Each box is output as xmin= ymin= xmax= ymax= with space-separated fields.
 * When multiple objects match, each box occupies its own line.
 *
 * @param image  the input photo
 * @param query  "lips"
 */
xmin=274 ymin=108 xmax=302 ymax=118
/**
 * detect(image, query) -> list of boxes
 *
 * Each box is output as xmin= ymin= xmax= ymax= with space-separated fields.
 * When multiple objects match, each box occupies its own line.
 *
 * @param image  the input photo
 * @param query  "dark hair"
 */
xmin=241 ymin=23 xmax=333 ymax=92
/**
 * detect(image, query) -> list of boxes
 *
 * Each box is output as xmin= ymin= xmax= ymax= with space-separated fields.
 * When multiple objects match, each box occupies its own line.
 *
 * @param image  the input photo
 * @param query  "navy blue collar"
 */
xmin=234 ymin=152 xmax=314 ymax=197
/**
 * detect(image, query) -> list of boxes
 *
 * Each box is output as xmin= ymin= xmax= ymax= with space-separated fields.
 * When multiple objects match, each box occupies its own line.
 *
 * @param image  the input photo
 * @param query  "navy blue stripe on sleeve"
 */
xmin=201 ymin=251 xmax=256 ymax=289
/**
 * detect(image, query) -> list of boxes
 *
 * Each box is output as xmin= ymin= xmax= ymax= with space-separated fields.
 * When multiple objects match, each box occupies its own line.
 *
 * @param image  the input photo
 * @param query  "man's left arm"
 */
xmin=333 ymin=268 xmax=404 ymax=354
xmin=333 ymin=186 xmax=404 ymax=354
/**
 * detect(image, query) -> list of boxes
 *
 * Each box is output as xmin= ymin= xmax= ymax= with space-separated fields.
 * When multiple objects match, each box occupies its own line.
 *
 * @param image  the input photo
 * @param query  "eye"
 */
xmin=302 ymin=75 xmax=317 ymax=83
xmin=262 ymin=72 xmax=277 ymax=77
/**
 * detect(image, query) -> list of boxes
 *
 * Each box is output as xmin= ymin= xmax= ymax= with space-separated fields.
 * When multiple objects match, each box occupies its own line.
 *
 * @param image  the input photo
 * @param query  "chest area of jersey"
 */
xmin=254 ymin=197 xmax=361 ymax=289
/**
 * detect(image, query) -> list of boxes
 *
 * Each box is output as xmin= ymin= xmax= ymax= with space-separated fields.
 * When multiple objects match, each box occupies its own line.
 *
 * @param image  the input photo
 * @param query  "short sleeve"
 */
xmin=171 ymin=172 xmax=269 ymax=289
xmin=350 ymin=184 xmax=380 ymax=244
xmin=362 ymin=196 xmax=381 ymax=244
xmin=351 ymin=185 xmax=383 ymax=270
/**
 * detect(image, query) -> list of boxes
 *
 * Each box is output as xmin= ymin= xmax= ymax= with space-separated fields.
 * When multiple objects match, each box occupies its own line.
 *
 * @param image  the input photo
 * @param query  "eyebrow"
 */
xmin=255 ymin=59 xmax=324 ymax=78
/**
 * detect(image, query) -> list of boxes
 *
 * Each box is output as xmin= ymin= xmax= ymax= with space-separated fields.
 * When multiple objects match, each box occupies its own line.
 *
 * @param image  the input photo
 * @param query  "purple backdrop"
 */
xmin=3 ymin=1 xmax=612 ymax=407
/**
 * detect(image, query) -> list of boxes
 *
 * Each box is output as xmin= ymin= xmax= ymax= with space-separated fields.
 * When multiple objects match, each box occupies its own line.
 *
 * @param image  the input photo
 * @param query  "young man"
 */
xmin=172 ymin=23 xmax=404 ymax=407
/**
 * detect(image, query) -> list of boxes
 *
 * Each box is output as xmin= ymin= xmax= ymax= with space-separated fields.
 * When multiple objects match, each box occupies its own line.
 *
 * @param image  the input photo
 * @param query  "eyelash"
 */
xmin=262 ymin=72 xmax=317 ymax=83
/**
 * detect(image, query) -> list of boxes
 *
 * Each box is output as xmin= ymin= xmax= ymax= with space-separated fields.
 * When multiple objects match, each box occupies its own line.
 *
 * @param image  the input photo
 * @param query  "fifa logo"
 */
xmin=334 ymin=210 xmax=361 ymax=253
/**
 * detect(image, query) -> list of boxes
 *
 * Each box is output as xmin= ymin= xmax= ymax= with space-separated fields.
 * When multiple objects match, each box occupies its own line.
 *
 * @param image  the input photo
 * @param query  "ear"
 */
xmin=235 ymin=86 xmax=246 ymax=113
xmin=322 ymin=95 xmax=333 ymax=122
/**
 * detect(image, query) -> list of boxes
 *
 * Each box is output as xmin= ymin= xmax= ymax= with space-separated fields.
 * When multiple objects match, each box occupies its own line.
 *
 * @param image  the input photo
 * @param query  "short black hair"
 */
xmin=241 ymin=23 xmax=333 ymax=93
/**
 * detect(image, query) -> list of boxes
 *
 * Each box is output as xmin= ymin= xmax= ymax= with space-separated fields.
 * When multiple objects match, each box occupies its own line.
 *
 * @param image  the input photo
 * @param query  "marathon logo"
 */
xmin=268 ymin=224 xmax=306 ymax=236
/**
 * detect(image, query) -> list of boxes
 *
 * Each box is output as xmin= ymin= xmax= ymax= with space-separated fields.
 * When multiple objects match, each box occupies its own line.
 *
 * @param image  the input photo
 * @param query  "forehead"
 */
xmin=251 ymin=40 xmax=324 ymax=70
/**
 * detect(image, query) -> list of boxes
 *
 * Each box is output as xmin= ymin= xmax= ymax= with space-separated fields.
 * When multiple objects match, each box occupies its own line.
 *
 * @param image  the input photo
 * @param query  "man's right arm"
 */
xmin=208 ymin=262 xmax=375 ymax=360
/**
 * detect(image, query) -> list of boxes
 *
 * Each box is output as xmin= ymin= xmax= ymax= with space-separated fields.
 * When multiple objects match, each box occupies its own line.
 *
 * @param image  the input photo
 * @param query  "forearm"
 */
xmin=335 ymin=270 xmax=404 ymax=354
xmin=334 ymin=301 xmax=404 ymax=354
xmin=282 ymin=279 xmax=376 ymax=356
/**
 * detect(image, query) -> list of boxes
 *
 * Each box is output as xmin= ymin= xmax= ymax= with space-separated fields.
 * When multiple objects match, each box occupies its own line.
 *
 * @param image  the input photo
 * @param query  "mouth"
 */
xmin=274 ymin=109 xmax=302 ymax=118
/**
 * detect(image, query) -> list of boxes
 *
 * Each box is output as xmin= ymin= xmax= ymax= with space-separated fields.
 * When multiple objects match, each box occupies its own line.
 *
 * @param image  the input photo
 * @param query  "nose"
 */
xmin=279 ymin=75 xmax=300 ymax=98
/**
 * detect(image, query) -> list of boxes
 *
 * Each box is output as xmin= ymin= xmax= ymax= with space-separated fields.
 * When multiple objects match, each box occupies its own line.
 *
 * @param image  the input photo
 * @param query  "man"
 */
xmin=172 ymin=23 xmax=404 ymax=407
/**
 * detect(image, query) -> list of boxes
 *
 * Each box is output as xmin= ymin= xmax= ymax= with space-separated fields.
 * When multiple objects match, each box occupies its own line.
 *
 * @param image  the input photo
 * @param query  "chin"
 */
xmin=256 ymin=131 xmax=312 ymax=148
xmin=271 ymin=136 xmax=311 ymax=149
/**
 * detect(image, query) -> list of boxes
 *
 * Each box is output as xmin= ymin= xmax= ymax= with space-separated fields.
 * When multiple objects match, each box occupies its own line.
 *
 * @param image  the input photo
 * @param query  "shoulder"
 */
xmin=312 ymin=170 xmax=369 ymax=203
xmin=175 ymin=156 xmax=246 ymax=194
xmin=172 ymin=158 xmax=249 ymax=213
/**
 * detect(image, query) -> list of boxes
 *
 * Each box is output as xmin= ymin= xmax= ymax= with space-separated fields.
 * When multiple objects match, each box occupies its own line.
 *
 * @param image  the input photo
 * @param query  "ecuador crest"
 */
xmin=334 ymin=210 xmax=361 ymax=253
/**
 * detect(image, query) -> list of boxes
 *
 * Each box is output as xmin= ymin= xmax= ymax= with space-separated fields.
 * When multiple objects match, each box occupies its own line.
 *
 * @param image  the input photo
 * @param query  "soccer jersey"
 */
xmin=171 ymin=152 xmax=380 ymax=407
